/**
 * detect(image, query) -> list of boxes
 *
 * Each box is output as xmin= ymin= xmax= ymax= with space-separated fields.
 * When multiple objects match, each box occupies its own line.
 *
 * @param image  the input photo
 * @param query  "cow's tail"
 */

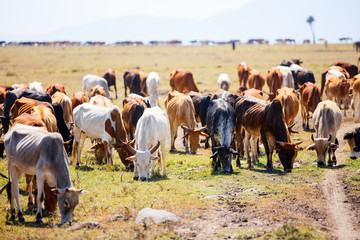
xmin=0 ymin=172 xmax=11 ymax=203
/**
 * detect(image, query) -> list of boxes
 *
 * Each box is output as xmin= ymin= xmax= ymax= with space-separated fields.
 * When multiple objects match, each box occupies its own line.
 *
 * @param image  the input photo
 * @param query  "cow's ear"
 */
xmin=150 ymin=156 xmax=160 ymax=161
xmin=126 ymin=156 xmax=137 ymax=162
xmin=77 ymin=189 xmax=87 ymax=195
xmin=306 ymin=144 xmax=315 ymax=151
xmin=344 ymin=132 xmax=354 ymax=140
xmin=52 ymin=188 xmax=65 ymax=195
xmin=200 ymin=132 xmax=209 ymax=138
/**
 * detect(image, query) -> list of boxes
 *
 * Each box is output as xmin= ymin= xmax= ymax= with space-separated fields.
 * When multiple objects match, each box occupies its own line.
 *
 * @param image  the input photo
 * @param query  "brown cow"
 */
xmin=275 ymin=87 xmax=300 ymax=126
xmin=51 ymin=92 xmax=73 ymax=130
xmin=89 ymin=84 xmax=107 ymax=98
xmin=10 ymin=97 xmax=53 ymax=122
xmin=122 ymin=95 xmax=147 ymax=140
xmin=241 ymin=88 xmax=264 ymax=100
xmin=321 ymin=66 xmax=349 ymax=96
xmin=332 ymin=61 xmax=359 ymax=79
xmin=237 ymin=62 xmax=251 ymax=91
xmin=31 ymin=105 xmax=58 ymax=132
xmin=71 ymin=91 xmax=87 ymax=110
xmin=267 ymin=68 xmax=283 ymax=101
xmin=351 ymin=74 xmax=360 ymax=117
xmin=299 ymin=82 xmax=321 ymax=129
xmin=45 ymin=84 xmax=66 ymax=96
xmin=103 ymin=69 xmax=117 ymax=99
xmin=248 ymin=70 xmax=265 ymax=91
xmin=169 ymin=69 xmax=199 ymax=93
xmin=325 ymin=78 xmax=351 ymax=116
xmin=164 ymin=91 xmax=207 ymax=153
xmin=123 ymin=70 xmax=145 ymax=97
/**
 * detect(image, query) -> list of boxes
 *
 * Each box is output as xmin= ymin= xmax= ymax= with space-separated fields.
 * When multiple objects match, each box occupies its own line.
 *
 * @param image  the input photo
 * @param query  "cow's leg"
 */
xmin=25 ymin=174 xmax=34 ymax=209
xmin=244 ymin=132 xmax=252 ymax=168
xmin=251 ymin=136 xmax=258 ymax=164
xmin=260 ymin=130 xmax=273 ymax=171
xmin=10 ymin=168 xmax=24 ymax=222
xmin=133 ymin=161 xmax=139 ymax=180
xmin=184 ymin=131 xmax=189 ymax=153
xmin=235 ymin=126 xmax=243 ymax=167
xmin=114 ymin=83 xmax=118 ymax=99
xmin=332 ymin=148 xmax=337 ymax=166
xmin=169 ymin=123 xmax=177 ymax=152
xmin=76 ymin=132 xmax=86 ymax=166
xmin=301 ymin=107 xmax=306 ymax=129
xmin=306 ymin=108 xmax=310 ymax=130
xmin=327 ymin=148 xmax=333 ymax=167
xmin=351 ymin=93 xmax=357 ymax=117
xmin=35 ymin=172 xmax=44 ymax=224
xmin=161 ymin=143 xmax=167 ymax=176
xmin=103 ymin=141 xmax=113 ymax=165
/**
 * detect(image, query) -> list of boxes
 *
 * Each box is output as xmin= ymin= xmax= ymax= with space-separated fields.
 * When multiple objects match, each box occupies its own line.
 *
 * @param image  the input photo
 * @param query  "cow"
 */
xmin=235 ymin=96 xmax=302 ymax=171
xmin=89 ymin=95 xmax=113 ymax=107
xmin=4 ymin=124 xmax=85 ymax=224
xmin=306 ymin=100 xmax=342 ymax=166
xmin=82 ymin=74 xmax=110 ymax=99
xmin=325 ymin=78 xmax=350 ymax=116
xmin=164 ymin=91 xmax=208 ymax=154
xmin=237 ymin=62 xmax=251 ymax=91
xmin=248 ymin=70 xmax=265 ymax=91
xmin=146 ymin=72 xmax=160 ymax=107
xmin=332 ymin=61 xmax=358 ymax=79
xmin=0 ymin=87 xmax=6 ymax=104
xmin=241 ymin=88 xmax=264 ymax=100
xmin=280 ymin=59 xmax=303 ymax=67
xmin=122 ymin=95 xmax=147 ymax=140
xmin=138 ymin=70 xmax=148 ymax=96
xmin=30 ymin=105 xmax=58 ymax=132
xmin=299 ymin=82 xmax=321 ymax=130
xmin=11 ymin=84 xmax=29 ymax=90
xmin=289 ymin=64 xmax=315 ymax=89
xmin=45 ymin=84 xmax=66 ymax=96
xmin=71 ymin=91 xmax=87 ymax=111
xmin=123 ymin=107 xmax=167 ymax=181
xmin=51 ymin=92 xmax=73 ymax=131
xmin=275 ymin=87 xmax=299 ymax=126
xmin=207 ymin=98 xmax=237 ymax=173
xmin=126 ymin=93 xmax=151 ymax=108
xmin=13 ymin=113 xmax=47 ymax=131
xmin=217 ymin=73 xmax=231 ymax=91
xmin=276 ymin=66 xmax=295 ymax=88
xmin=211 ymin=89 xmax=238 ymax=107
xmin=72 ymin=103 xmax=132 ymax=167
xmin=0 ymin=84 xmax=14 ymax=91
xmin=89 ymin=85 xmax=107 ymax=98
xmin=169 ymin=69 xmax=199 ymax=93
xmin=267 ymin=68 xmax=283 ymax=101
xmin=123 ymin=70 xmax=144 ymax=97
xmin=103 ymin=69 xmax=117 ymax=99
xmin=321 ymin=66 xmax=348 ymax=96
xmin=343 ymin=127 xmax=360 ymax=159
xmin=351 ymin=74 xmax=360 ymax=117
xmin=29 ymin=81 xmax=44 ymax=93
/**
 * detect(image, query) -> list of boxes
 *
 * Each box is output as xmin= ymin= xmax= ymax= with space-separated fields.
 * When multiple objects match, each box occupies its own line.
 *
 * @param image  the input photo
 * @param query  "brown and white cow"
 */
xmin=320 ymin=66 xmax=349 ymax=96
xmin=164 ymin=91 xmax=207 ymax=153
xmin=275 ymin=87 xmax=299 ymax=126
xmin=299 ymin=82 xmax=321 ymax=130
xmin=71 ymin=91 xmax=87 ymax=111
xmin=237 ymin=62 xmax=251 ymax=91
xmin=248 ymin=70 xmax=265 ymax=91
xmin=122 ymin=95 xmax=148 ymax=140
xmin=343 ymin=127 xmax=360 ymax=159
xmin=169 ymin=69 xmax=199 ymax=93
xmin=45 ymin=84 xmax=66 ymax=96
xmin=332 ymin=61 xmax=358 ymax=79
xmin=325 ymin=78 xmax=351 ymax=116
xmin=89 ymin=85 xmax=107 ymax=98
xmin=267 ymin=68 xmax=283 ymax=101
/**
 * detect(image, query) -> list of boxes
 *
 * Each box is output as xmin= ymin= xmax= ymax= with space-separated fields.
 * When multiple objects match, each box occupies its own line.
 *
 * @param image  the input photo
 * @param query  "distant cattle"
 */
xmin=82 ymin=74 xmax=110 ymax=99
xmin=280 ymin=59 xmax=303 ymax=67
xmin=103 ymin=69 xmax=117 ymax=99
xmin=332 ymin=61 xmax=358 ymax=79
xmin=299 ymin=82 xmax=321 ymax=130
xmin=45 ymin=84 xmax=66 ymax=96
xmin=267 ymin=68 xmax=283 ymax=101
xmin=146 ymin=72 xmax=160 ymax=107
xmin=169 ymin=69 xmax=199 ymax=93
xmin=217 ymin=73 xmax=231 ymax=91
xmin=248 ymin=70 xmax=265 ymax=91
xmin=237 ymin=62 xmax=251 ymax=91
xmin=276 ymin=66 xmax=295 ymax=89
xmin=29 ymin=81 xmax=44 ymax=93
xmin=71 ymin=91 xmax=87 ymax=111
xmin=275 ymin=87 xmax=299 ymax=126
xmin=307 ymin=100 xmax=342 ymax=166
xmin=122 ymin=95 xmax=148 ymax=140
xmin=325 ymin=78 xmax=350 ymax=116
xmin=344 ymin=127 xmax=360 ymax=159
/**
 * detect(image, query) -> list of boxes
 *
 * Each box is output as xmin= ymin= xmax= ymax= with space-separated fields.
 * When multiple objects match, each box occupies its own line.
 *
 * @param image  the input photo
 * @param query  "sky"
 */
xmin=0 ymin=0 xmax=252 ymax=35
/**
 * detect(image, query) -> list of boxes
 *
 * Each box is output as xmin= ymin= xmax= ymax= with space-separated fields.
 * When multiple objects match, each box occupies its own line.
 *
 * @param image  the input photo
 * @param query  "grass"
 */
xmin=0 ymin=43 xmax=359 ymax=239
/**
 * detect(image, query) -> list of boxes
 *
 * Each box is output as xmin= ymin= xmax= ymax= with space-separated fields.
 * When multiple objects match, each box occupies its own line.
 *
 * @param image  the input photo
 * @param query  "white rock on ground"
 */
xmin=135 ymin=208 xmax=181 ymax=225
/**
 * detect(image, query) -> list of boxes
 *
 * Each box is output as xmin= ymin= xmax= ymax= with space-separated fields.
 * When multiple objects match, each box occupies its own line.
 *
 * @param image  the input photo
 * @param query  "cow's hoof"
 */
xmin=35 ymin=218 xmax=43 ymax=224
xmin=28 ymin=202 xmax=34 ymax=209
xmin=18 ymin=215 xmax=25 ymax=224
xmin=169 ymin=149 xmax=176 ymax=153
xmin=133 ymin=176 xmax=139 ymax=181
xmin=266 ymin=167 xmax=273 ymax=172
xmin=10 ymin=214 xmax=16 ymax=221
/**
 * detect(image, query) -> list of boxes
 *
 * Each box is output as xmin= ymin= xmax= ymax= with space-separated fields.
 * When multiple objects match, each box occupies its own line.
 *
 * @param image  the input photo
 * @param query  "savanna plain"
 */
xmin=0 ymin=44 xmax=360 ymax=239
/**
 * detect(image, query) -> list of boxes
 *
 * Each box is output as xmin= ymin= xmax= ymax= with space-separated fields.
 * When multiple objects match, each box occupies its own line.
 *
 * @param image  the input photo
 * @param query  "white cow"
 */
xmin=307 ymin=100 xmax=342 ymax=166
xmin=5 ymin=124 xmax=85 ymax=224
xmin=125 ymin=106 xmax=168 ymax=181
xmin=146 ymin=72 xmax=160 ymax=107
xmin=29 ymin=81 xmax=44 ymax=93
xmin=82 ymin=74 xmax=110 ymax=99
xmin=276 ymin=66 xmax=295 ymax=88
xmin=217 ymin=73 xmax=231 ymax=91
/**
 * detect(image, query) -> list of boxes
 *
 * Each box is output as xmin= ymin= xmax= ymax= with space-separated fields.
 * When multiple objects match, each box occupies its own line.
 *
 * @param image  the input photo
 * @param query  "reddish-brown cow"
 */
xmin=169 ymin=69 xmax=199 ymax=93
xmin=299 ymin=82 xmax=321 ymax=129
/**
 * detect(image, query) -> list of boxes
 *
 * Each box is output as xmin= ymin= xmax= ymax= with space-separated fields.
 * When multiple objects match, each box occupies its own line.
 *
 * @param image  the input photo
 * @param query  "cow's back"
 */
xmin=313 ymin=100 xmax=342 ymax=140
xmin=165 ymin=92 xmax=196 ymax=129
xmin=301 ymin=83 xmax=321 ymax=113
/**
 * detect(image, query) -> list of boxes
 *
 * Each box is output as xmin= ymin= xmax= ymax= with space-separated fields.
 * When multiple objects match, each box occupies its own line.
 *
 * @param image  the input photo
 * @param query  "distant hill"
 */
xmin=1 ymin=0 xmax=358 ymax=44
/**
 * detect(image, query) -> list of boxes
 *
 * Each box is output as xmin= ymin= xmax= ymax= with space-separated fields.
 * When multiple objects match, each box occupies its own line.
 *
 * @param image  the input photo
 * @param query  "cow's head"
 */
xmin=181 ymin=125 xmax=209 ymax=154
xmin=307 ymin=134 xmax=338 ymax=166
xmin=52 ymin=187 xmax=86 ymax=224
xmin=344 ymin=129 xmax=360 ymax=159
xmin=125 ymin=141 xmax=161 ymax=181
xmin=211 ymin=146 xmax=238 ymax=173
xmin=274 ymin=141 xmax=302 ymax=172
xmin=91 ymin=142 xmax=106 ymax=164
xmin=113 ymin=138 xmax=135 ymax=169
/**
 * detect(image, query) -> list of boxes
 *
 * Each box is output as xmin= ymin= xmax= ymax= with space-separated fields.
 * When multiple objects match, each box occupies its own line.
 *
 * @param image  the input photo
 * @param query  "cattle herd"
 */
xmin=0 ymin=60 xmax=360 ymax=225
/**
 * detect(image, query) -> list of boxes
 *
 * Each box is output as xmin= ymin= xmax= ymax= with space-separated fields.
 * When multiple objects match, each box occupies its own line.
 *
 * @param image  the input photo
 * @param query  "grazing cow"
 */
xmin=1 ymin=89 xmax=51 ymax=133
xmin=51 ymin=92 xmax=73 ymax=130
xmin=71 ymin=91 xmax=87 ymax=111
xmin=5 ymin=124 xmax=85 ymax=224
xmin=207 ymin=98 xmax=237 ymax=173
xmin=217 ymin=73 xmax=231 ymax=91
xmin=89 ymin=85 xmax=107 ymax=98
xmin=123 ymin=70 xmax=143 ymax=97
xmin=325 ymin=78 xmax=350 ymax=116
xmin=82 ymin=74 xmax=110 ymax=99
xmin=103 ymin=69 xmax=117 ymax=99
xmin=276 ymin=66 xmax=295 ymax=88
xmin=29 ymin=81 xmax=44 ymax=93
xmin=237 ymin=62 xmax=251 ymax=91
xmin=122 ymin=95 xmax=147 ymax=140
xmin=275 ymin=87 xmax=300 ymax=126
xmin=169 ymin=69 xmax=199 ymax=93
xmin=321 ymin=66 xmax=348 ymax=96
xmin=72 ymin=103 xmax=132 ymax=167
xmin=124 ymin=107 xmax=168 ymax=181
xmin=332 ymin=62 xmax=358 ymax=79
xmin=146 ymin=72 xmax=160 ymax=107
xmin=235 ymin=96 xmax=301 ymax=172
xmin=299 ymin=82 xmax=321 ymax=130
xmin=241 ymin=88 xmax=264 ymax=100
xmin=280 ymin=59 xmax=303 ymax=67
xmin=351 ymin=74 xmax=360 ymax=117
xmin=343 ymin=127 xmax=360 ymax=159
xmin=307 ymin=100 xmax=342 ymax=166
xmin=164 ymin=91 xmax=208 ymax=153
xmin=267 ymin=68 xmax=283 ymax=101
xmin=248 ymin=70 xmax=265 ymax=91
xmin=45 ymin=84 xmax=66 ymax=96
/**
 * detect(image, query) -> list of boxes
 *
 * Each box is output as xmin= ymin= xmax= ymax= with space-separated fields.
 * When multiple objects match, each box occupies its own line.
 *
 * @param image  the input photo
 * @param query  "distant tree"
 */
xmin=307 ymin=16 xmax=315 ymax=44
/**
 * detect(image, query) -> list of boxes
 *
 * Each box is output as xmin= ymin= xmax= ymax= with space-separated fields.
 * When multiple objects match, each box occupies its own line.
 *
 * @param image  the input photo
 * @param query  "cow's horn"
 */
xmin=181 ymin=124 xmax=190 ymax=131
xmin=311 ymin=134 xmax=314 ymax=142
xmin=199 ymin=126 xmax=207 ymax=132
xmin=126 ymin=141 xmax=136 ymax=155
xmin=210 ymin=151 xmax=218 ymax=159
xmin=294 ymin=141 xmax=303 ymax=146
xmin=229 ymin=148 xmax=239 ymax=155
xmin=328 ymin=134 xmax=332 ymax=141
xmin=118 ymin=137 xmax=126 ymax=146
xmin=275 ymin=141 xmax=286 ymax=147
xmin=150 ymin=141 xmax=160 ymax=154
